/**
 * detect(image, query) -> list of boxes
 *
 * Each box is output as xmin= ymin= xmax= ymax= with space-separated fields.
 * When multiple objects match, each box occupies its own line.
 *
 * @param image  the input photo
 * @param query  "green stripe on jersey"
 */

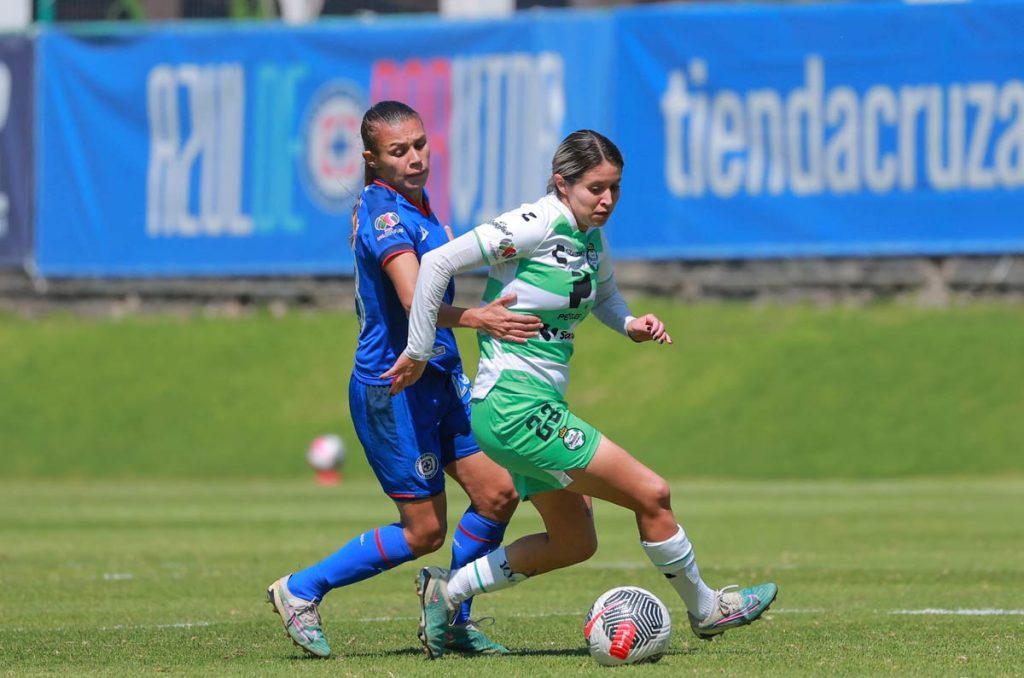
xmin=551 ymin=216 xmax=576 ymax=239
xmin=478 ymin=334 xmax=496 ymax=359
xmin=472 ymin=230 xmax=490 ymax=263
xmin=502 ymin=336 xmax=574 ymax=364
xmin=516 ymin=258 xmax=581 ymax=298
xmin=483 ymin=276 xmax=505 ymax=304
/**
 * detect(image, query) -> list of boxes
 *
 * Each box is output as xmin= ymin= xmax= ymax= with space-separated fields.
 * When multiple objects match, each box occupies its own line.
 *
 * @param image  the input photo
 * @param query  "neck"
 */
xmin=375 ymin=179 xmax=428 ymax=213
xmin=556 ymin=194 xmax=588 ymax=232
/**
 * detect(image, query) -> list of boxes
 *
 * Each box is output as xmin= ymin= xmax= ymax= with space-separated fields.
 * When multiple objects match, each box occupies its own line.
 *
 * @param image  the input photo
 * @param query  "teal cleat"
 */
xmin=688 ymin=582 xmax=778 ymax=640
xmin=266 ymin=575 xmax=332 ymax=658
xmin=416 ymin=566 xmax=456 ymax=659
xmin=444 ymin=619 xmax=510 ymax=655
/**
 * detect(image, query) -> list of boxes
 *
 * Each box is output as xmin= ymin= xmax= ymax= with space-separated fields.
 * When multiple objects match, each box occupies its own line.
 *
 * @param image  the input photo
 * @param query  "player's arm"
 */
xmin=382 ymin=252 xmax=541 ymax=341
xmin=591 ymin=243 xmax=672 ymax=345
xmin=381 ymin=232 xmax=488 ymax=393
xmin=382 ymin=211 xmax=547 ymax=394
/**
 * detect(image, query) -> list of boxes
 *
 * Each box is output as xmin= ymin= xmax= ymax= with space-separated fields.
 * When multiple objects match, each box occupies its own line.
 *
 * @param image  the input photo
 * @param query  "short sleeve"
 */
xmin=365 ymin=208 xmax=417 ymax=267
xmin=470 ymin=206 xmax=548 ymax=266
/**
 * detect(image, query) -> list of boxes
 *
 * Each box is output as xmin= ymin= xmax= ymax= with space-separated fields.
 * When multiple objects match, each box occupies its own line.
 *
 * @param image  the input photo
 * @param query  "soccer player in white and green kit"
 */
xmin=383 ymin=130 xmax=777 ymax=658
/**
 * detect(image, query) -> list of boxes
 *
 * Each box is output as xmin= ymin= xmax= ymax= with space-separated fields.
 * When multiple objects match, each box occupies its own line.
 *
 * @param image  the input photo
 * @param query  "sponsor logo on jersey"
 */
xmin=560 ymin=427 xmax=586 ymax=451
xmin=489 ymin=219 xmax=512 ymax=236
xmin=415 ymin=453 xmax=440 ymax=479
xmin=452 ymin=372 xmax=472 ymax=403
xmin=375 ymin=226 xmax=404 ymax=242
xmin=557 ymin=312 xmax=584 ymax=321
xmin=298 ymin=80 xmax=365 ymax=214
xmin=491 ymin=237 xmax=517 ymax=260
xmin=586 ymin=243 xmax=599 ymax=268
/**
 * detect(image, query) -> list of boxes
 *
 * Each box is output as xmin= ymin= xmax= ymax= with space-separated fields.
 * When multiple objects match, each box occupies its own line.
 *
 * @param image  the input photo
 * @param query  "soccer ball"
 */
xmin=306 ymin=434 xmax=345 ymax=471
xmin=584 ymin=586 xmax=672 ymax=666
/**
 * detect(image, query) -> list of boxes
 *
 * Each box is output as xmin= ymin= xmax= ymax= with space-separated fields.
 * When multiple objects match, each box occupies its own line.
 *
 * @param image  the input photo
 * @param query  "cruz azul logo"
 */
xmin=415 ymin=453 xmax=439 ymax=480
xmin=299 ymin=80 xmax=366 ymax=214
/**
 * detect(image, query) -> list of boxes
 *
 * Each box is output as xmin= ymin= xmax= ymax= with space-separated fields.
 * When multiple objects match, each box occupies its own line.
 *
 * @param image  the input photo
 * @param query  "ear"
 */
xmin=362 ymin=150 xmax=376 ymax=167
xmin=553 ymin=173 xmax=568 ymax=197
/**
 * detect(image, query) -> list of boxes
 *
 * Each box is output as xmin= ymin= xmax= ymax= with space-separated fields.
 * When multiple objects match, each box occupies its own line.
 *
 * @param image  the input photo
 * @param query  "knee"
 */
xmin=475 ymin=484 xmax=519 ymax=523
xmin=404 ymin=522 xmax=446 ymax=557
xmin=552 ymin=529 xmax=598 ymax=567
xmin=640 ymin=475 xmax=672 ymax=516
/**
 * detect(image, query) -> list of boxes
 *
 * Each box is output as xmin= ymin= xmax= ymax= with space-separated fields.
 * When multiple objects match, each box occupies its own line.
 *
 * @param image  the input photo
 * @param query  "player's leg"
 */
xmin=268 ymin=377 xmax=441 ymax=657
xmin=565 ymin=434 xmax=777 ymax=640
xmin=417 ymin=488 xmax=596 ymax=658
xmin=436 ymin=371 xmax=519 ymax=653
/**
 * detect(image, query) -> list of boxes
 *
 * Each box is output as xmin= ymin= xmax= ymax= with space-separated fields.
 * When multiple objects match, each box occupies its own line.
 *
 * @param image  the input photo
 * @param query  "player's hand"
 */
xmin=380 ymin=352 xmax=428 ymax=395
xmin=470 ymin=294 xmax=543 ymax=344
xmin=626 ymin=314 xmax=673 ymax=345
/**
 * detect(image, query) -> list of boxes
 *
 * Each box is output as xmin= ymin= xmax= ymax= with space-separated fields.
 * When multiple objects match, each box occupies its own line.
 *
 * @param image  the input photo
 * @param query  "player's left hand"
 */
xmin=626 ymin=314 xmax=673 ymax=345
xmin=380 ymin=352 xmax=428 ymax=395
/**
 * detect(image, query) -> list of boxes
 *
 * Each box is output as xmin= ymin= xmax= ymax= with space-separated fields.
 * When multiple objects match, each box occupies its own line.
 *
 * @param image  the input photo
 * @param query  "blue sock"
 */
xmin=449 ymin=508 xmax=508 ymax=624
xmin=288 ymin=523 xmax=415 ymax=602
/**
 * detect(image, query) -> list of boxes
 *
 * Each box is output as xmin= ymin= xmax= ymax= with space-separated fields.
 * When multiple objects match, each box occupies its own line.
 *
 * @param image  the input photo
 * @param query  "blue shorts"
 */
xmin=349 ymin=368 xmax=480 ymax=501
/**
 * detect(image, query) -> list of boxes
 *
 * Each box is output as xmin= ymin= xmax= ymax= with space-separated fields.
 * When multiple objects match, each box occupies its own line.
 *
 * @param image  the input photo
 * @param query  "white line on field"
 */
xmin=891 ymin=608 xmax=1024 ymax=616
xmin=101 ymin=573 xmax=134 ymax=581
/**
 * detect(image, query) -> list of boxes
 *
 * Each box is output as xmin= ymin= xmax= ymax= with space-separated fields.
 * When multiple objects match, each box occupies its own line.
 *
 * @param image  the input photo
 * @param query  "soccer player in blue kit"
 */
xmin=267 ymin=101 xmax=542 ymax=658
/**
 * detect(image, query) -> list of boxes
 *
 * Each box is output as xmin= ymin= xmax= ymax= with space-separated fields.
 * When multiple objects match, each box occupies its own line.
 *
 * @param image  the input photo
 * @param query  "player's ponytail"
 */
xmin=547 ymin=130 xmax=625 ymax=195
xmin=360 ymin=100 xmax=422 ymax=186
xmin=349 ymin=197 xmax=361 ymax=248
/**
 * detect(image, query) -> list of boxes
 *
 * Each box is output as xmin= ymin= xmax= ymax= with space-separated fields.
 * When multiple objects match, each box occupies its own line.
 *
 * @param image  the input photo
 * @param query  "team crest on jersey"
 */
xmin=586 ymin=243 xmax=599 ymax=269
xmin=560 ymin=427 xmax=586 ymax=451
xmin=490 ymin=238 xmax=517 ymax=260
xmin=298 ymin=80 xmax=365 ymax=214
xmin=415 ymin=453 xmax=439 ymax=479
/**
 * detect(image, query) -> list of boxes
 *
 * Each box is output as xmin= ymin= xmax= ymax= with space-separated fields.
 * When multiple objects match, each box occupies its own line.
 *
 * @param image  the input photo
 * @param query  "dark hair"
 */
xmin=361 ymin=100 xmax=422 ymax=186
xmin=547 ymin=129 xmax=624 ymax=194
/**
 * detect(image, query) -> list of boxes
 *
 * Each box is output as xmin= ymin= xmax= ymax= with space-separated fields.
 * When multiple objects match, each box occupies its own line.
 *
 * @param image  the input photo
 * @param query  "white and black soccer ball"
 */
xmin=584 ymin=586 xmax=672 ymax=666
xmin=306 ymin=434 xmax=345 ymax=471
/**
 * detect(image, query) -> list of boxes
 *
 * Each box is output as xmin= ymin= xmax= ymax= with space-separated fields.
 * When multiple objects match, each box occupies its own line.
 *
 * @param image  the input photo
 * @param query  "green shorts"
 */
xmin=470 ymin=371 xmax=602 ymax=500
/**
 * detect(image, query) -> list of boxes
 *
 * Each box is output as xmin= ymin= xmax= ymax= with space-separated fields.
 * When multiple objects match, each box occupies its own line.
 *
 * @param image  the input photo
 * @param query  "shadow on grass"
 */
xmin=288 ymin=647 xmax=425 ymax=660
xmin=510 ymin=646 xmax=698 ymax=659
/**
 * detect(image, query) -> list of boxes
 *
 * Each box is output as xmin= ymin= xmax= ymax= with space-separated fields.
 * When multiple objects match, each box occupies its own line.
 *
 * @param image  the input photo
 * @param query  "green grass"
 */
xmin=2 ymin=477 xmax=1022 ymax=676
xmin=2 ymin=301 xmax=1023 ymax=479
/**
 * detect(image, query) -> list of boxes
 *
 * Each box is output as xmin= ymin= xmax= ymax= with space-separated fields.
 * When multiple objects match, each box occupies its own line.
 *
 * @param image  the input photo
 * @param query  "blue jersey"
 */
xmin=352 ymin=180 xmax=462 ymax=385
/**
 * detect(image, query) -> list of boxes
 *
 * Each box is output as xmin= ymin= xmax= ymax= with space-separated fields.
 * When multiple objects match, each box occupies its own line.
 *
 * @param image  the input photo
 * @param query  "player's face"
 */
xmin=556 ymin=160 xmax=622 ymax=229
xmin=364 ymin=117 xmax=430 ymax=199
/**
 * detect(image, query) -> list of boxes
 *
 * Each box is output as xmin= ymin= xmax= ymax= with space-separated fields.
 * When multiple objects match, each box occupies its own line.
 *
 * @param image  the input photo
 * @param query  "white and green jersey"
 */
xmin=405 ymin=193 xmax=634 ymax=400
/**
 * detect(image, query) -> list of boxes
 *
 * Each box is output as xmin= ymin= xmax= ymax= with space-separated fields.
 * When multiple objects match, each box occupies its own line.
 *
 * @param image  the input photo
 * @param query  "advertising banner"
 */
xmin=35 ymin=15 xmax=612 ymax=275
xmin=34 ymin=2 xmax=1024 ymax=275
xmin=613 ymin=3 xmax=1024 ymax=258
xmin=0 ymin=36 xmax=33 ymax=266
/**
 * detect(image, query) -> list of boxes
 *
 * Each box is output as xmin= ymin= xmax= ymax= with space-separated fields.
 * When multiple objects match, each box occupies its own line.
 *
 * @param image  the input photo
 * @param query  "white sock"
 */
xmin=642 ymin=525 xmax=716 ymax=618
xmin=447 ymin=547 xmax=527 ymax=605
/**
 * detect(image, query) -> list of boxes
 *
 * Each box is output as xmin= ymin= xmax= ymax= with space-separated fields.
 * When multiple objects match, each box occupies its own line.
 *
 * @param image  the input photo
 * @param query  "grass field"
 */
xmin=2 ymin=301 xmax=1023 ymax=674
xmin=2 ymin=301 xmax=1023 ymax=479
xmin=2 ymin=477 xmax=1023 ymax=676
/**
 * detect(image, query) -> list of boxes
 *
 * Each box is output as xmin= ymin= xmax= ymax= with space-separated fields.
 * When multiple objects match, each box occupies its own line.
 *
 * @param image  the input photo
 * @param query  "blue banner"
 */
xmin=0 ymin=36 xmax=33 ymax=267
xmin=35 ymin=15 xmax=612 ymax=276
xmin=612 ymin=3 xmax=1024 ymax=258
xmin=34 ymin=3 xmax=1024 ymax=275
